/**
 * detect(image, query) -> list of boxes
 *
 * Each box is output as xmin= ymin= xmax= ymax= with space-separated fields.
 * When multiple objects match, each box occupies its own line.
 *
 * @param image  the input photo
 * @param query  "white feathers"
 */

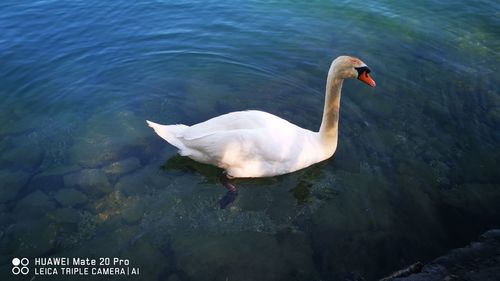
xmin=146 ymin=121 xmax=189 ymax=153
xmin=147 ymin=111 xmax=333 ymax=178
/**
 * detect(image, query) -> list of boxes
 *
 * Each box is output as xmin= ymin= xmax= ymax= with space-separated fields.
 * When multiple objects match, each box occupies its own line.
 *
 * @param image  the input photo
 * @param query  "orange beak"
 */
xmin=358 ymin=72 xmax=376 ymax=87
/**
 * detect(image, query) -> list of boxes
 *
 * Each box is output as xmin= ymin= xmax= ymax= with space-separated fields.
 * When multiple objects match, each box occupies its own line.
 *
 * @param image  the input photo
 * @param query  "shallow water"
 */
xmin=0 ymin=0 xmax=499 ymax=280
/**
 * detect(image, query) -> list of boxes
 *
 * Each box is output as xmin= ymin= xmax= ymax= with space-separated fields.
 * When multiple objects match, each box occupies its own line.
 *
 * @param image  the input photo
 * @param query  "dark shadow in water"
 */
xmin=160 ymin=154 xmax=222 ymax=183
xmin=288 ymin=160 xmax=333 ymax=205
xmin=161 ymin=154 xmax=333 ymax=207
xmin=160 ymin=155 xmax=237 ymax=208
xmin=289 ymin=181 xmax=312 ymax=205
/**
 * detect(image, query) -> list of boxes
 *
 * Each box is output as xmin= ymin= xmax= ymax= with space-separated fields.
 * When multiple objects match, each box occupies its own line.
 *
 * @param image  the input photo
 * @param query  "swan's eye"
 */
xmin=355 ymin=66 xmax=371 ymax=78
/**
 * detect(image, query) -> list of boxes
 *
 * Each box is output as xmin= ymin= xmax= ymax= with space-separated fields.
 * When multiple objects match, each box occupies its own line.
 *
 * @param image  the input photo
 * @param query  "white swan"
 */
xmin=147 ymin=56 xmax=375 ymax=199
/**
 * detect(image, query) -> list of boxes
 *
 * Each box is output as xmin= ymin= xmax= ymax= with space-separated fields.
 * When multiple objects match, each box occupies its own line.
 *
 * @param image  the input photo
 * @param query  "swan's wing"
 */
xmin=181 ymin=126 xmax=320 ymax=176
xmin=182 ymin=128 xmax=281 ymax=163
xmin=182 ymin=110 xmax=293 ymax=140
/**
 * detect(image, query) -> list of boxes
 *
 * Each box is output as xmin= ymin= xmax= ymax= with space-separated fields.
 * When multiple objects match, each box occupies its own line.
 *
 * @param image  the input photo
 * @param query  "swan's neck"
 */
xmin=319 ymin=65 xmax=343 ymax=147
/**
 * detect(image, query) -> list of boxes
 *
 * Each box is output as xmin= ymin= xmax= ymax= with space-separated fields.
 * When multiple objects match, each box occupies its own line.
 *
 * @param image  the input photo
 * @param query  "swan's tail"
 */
xmin=146 ymin=120 xmax=189 ymax=152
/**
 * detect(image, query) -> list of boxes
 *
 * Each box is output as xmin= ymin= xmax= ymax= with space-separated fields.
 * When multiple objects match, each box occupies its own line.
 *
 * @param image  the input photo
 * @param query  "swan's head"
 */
xmin=331 ymin=56 xmax=376 ymax=87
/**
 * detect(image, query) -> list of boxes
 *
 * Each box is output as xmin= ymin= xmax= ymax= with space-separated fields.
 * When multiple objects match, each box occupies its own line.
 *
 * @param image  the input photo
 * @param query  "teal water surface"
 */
xmin=0 ymin=1 xmax=499 ymax=280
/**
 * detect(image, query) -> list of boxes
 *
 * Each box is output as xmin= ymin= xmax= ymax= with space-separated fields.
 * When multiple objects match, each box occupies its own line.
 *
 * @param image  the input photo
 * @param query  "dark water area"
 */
xmin=0 ymin=1 xmax=499 ymax=280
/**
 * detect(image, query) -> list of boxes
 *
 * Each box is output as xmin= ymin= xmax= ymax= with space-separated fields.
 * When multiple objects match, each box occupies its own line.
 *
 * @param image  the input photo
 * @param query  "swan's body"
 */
xmin=147 ymin=56 xmax=375 ymax=179
xmin=147 ymin=110 xmax=332 ymax=177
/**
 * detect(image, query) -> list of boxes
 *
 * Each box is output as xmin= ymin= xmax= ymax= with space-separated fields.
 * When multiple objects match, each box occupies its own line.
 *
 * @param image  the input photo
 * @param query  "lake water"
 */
xmin=0 ymin=1 xmax=499 ymax=280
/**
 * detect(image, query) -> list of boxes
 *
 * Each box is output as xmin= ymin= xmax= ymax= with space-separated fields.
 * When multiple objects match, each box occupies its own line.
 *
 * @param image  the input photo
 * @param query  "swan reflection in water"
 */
xmin=161 ymin=154 xmax=334 ymax=208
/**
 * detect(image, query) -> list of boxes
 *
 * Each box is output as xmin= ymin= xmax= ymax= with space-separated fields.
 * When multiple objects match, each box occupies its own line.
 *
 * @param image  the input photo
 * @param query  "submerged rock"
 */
xmin=47 ymin=207 xmax=81 ymax=224
xmin=37 ymin=165 xmax=82 ymax=178
xmin=64 ymin=169 xmax=112 ymax=195
xmin=14 ymin=190 xmax=56 ymax=218
xmin=1 ymin=140 xmax=44 ymax=171
xmin=58 ymin=223 xmax=137 ymax=261
xmin=0 ymin=170 xmax=29 ymax=203
xmin=114 ymin=165 xmax=172 ymax=197
xmin=28 ymin=164 xmax=81 ymax=192
xmin=30 ymin=165 xmax=81 ymax=192
xmin=29 ymin=174 xmax=65 ymax=193
xmin=68 ymin=111 xmax=149 ymax=168
xmin=103 ymin=157 xmax=141 ymax=181
xmin=121 ymin=199 xmax=145 ymax=224
xmin=54 ymin=188 xmax=89 ymax=207
xmin=58 ymin=211 xmax=98 ymax=248
xmin=7 ymin=219 xmax=58 ymax=257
